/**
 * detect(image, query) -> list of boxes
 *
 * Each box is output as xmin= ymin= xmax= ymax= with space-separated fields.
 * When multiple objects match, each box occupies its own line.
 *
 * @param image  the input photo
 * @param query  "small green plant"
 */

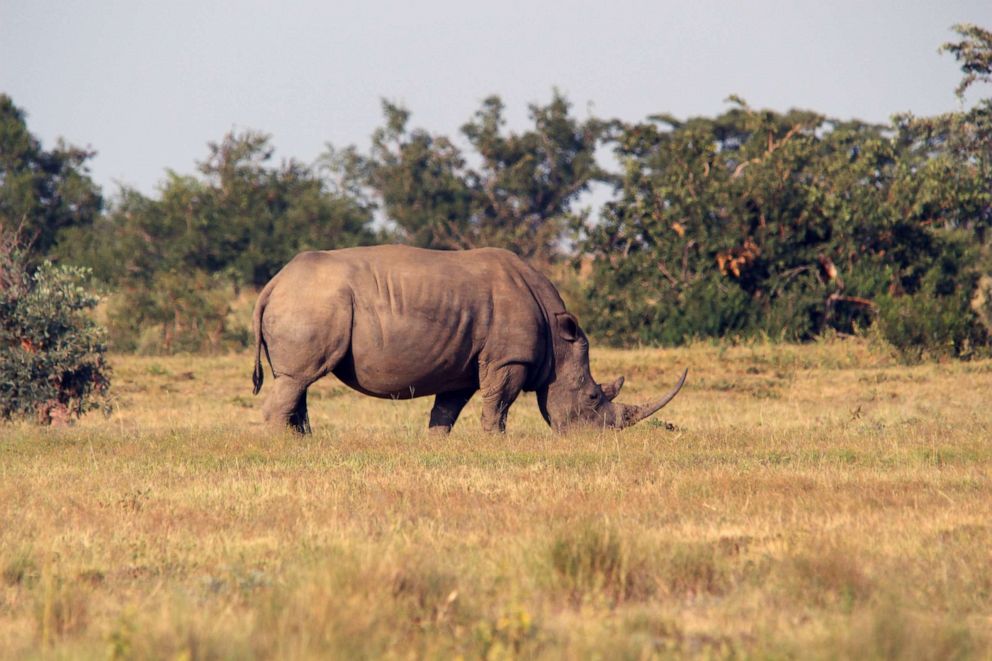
xmin=661 ymin=541 xmax=727 ymax=597
xmin=473 ymin=606 xmax=540 ymax=658
xmin=2 ymin=549 xmax=38 ymax=586
xmin=0 ymin=229 xmax=111 ymax=424
xmin=106 ymin=612 xmax=136 ymax=661
xmin=35 ymin=570 xmax=91 ymax=645
xmin=787 ymin=545 xmax=872 ymax=609
xmin=550 ymin=523 xmax=645 ymax=604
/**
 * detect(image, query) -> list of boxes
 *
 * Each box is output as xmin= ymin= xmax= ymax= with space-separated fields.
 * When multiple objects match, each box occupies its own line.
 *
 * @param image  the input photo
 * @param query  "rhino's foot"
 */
xmin=262 ymin=376 xmax=311 ymax=434
xmin=289 ymin=411 xmax=312 ymax=435
xmin=428 ymin=389 xmax=475 ymax=435
xmin=481 ymin=418 xmax=508 ymax=433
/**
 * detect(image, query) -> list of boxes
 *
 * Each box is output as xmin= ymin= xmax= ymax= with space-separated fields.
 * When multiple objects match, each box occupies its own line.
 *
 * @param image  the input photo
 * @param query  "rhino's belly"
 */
xmin=333 ymin=360 xmax=478 ymax=399
xmin=334 ymin=313 xmax=480 ymax=399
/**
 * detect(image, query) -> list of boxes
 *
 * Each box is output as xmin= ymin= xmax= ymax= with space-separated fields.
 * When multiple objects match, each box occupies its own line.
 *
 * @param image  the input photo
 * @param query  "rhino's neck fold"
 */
xmin=515 ymin=262 xmax=567 ymax=393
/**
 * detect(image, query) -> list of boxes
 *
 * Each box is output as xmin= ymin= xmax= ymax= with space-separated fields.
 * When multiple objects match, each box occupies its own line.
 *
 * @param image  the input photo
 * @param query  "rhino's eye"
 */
xmin=587 ymin=392 xmax=599 ymax=401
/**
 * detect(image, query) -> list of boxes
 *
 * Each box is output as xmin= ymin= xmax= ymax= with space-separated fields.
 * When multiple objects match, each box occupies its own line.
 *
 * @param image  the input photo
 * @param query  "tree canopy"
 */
xmin=334 ymin=91 xmax=606 ymax=263
xmin=0 ymin=94 xmax=102 ymax=258
xmin=2 ymin=24 xmax=991 ymax=358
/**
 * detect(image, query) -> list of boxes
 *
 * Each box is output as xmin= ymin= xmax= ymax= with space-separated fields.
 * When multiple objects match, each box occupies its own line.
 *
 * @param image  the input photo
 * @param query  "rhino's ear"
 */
xmin=555 ymin=312 xmax=580 ymax=342
xmin=602 ymin=376 xmax=625 ymax=401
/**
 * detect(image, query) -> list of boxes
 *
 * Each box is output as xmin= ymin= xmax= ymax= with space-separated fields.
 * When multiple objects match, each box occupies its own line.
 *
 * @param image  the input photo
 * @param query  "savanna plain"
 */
xmin=1 ymin=340 xmax=991 ymax=659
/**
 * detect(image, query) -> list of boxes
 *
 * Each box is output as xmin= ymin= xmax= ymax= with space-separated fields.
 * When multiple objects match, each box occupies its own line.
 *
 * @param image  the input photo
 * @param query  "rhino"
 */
xmin=251 ymin=245 xmax=686 ymax=434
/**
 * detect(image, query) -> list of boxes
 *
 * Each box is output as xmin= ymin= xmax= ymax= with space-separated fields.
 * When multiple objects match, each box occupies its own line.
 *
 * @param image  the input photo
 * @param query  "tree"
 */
xmin=72 ymin=130 xmax=375 ymax=289
xmin=362 ymin=101 xmax=475 ymax=249
xmin=0 ymin=94 xmax=102 ymax=259
xmin=577 ymin=20 xmax=992 ymax=355
xmin=460 ymin=92 xmax=607 ymax=261
xmin=172 ymin=130 xmax=375 ymax=287
xmin=71 ymin=130 xmax=376 ymax=353
xmin=940 ymin=23 xmax=992 ymax=98
xmin=343 ymin=91 xmax=607 ymax=263
xmin=867 ymin=22 xmax=992 ymax=356
xmin=580 ymin=94 xmax=988 ymax=353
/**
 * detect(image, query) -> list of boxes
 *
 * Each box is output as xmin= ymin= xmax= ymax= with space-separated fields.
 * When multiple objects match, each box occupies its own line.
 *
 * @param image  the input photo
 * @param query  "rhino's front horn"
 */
xmin=615 ymin=368 xmax=688 ymax=428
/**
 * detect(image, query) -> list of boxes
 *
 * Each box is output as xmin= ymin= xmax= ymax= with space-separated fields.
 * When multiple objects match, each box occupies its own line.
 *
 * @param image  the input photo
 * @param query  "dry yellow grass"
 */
xmin=1 ymin=338 xmax=991 ymax=659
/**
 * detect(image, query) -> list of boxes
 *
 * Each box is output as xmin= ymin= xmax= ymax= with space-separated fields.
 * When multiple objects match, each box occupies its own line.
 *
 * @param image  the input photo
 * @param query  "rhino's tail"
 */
xmin=252 ymin=284 xmax=271 ymax=396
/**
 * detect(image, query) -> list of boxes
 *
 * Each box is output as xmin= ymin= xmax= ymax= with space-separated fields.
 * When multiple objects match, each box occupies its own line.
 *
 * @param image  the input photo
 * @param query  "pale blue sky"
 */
xmin=2 ymin=1 xmax=991 ymax=196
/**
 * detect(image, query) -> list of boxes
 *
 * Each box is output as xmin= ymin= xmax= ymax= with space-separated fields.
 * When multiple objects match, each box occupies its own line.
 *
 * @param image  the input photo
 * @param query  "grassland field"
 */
xmin=1 ymin=339 xmax=991 ymax=659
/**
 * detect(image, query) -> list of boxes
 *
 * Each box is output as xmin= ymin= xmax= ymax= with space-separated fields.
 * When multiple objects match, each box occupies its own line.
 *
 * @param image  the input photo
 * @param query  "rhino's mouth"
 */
xmin=544 ymin=369 xmax=687 ymax=432
xmin=567 ymin=399 xmax=616 ymax=428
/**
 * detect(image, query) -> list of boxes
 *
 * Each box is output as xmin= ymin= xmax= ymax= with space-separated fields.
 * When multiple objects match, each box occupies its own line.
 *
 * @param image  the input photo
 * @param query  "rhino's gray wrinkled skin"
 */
xmin=252 ymin=245 xmax=686 ymax=434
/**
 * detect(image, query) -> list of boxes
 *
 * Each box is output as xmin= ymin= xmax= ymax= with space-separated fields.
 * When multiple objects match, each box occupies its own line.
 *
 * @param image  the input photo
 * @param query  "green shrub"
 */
xmin=875 ymin=246 xmax=988 ymax=361
xmin=106 ymin=269 xmax=246 ymax=354
xmin=876 ymin=291 xmax=985 ymax=361
xmin=0 ymin=234 xmax=111 ymax=424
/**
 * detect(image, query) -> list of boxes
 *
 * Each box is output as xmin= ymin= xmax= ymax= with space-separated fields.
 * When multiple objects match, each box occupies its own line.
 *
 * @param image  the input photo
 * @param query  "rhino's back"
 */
xmin=273 ymin=246 xmax=551 ymax=398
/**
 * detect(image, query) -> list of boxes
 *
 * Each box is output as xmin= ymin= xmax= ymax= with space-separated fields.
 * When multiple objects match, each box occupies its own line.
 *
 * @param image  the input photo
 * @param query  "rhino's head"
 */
xmin=537 ymin=312 xmax=687 ymax=432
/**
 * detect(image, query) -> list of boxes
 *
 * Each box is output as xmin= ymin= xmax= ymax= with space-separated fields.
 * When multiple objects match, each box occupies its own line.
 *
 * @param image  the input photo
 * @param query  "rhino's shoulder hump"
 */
xmin=468 ymin=246 xmax=525 ymax=263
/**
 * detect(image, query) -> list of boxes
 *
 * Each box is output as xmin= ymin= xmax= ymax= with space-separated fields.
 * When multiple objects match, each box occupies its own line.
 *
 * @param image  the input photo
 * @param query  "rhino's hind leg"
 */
xmin=479 ymin=364 xmax=527 ymax=433
xmin=289 ymin=390 xmax=311 ymax=434
xmin=262 ymin=376 xmax=311 ymax=434
xmin=428 ymin=388 xmax=476 ymax=434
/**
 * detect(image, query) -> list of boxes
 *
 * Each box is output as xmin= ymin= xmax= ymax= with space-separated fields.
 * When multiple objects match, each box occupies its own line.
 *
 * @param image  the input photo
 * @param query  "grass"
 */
xmin=1 ymin=337 xmax=991 ymax=658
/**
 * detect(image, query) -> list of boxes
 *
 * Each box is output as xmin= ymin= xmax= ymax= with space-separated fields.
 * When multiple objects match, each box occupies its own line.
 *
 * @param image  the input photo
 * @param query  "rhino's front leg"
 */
xmin=428 ymin=388 xmax=475 ymax=434
xmin=479 ymin=364 xmax=527 ymax=433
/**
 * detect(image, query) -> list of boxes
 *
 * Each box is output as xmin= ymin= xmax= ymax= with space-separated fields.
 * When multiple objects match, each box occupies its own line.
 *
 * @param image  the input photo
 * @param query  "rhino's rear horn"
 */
xmin=617 ymin=368 xmax=687 ymax=428
xmin=602 ymin=376 xmax=624 ymax=401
